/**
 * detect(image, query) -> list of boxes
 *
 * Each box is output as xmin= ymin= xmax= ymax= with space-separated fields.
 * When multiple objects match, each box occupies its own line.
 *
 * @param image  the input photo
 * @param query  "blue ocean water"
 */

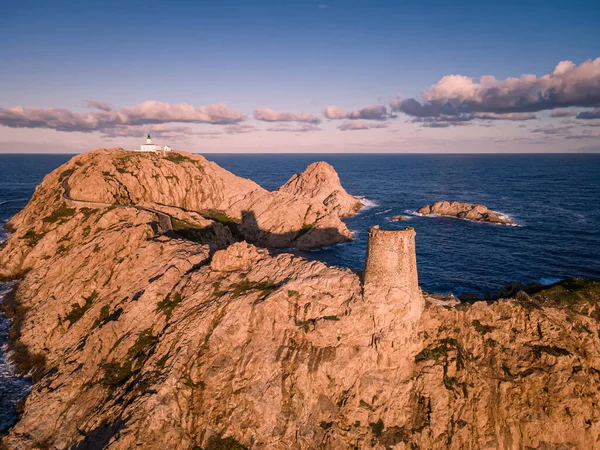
xmin=1 ymin=152 xmax=600 ymax=429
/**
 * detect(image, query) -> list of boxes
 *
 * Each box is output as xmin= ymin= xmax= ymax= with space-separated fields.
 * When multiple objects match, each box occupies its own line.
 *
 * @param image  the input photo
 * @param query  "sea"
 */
xmin=1 ymin=152 xmax=600 ymax=429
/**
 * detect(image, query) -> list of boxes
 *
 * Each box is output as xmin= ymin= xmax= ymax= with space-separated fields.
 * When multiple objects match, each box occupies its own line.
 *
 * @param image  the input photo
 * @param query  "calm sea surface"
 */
xmin=1 ymin=152 xmax=600 ymax=429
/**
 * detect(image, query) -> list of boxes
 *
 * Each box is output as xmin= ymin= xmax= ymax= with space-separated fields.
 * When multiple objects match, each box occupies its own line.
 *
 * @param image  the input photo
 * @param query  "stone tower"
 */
xmin=364 ymin=226 xmax=419 ymax=297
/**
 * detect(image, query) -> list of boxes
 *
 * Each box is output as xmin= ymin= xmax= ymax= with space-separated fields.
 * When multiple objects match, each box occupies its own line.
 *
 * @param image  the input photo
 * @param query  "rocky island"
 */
xmin=416 ymin=201 xmax=515 ymax=225
xmin=1 ymin=149 xmax=599 ymax=449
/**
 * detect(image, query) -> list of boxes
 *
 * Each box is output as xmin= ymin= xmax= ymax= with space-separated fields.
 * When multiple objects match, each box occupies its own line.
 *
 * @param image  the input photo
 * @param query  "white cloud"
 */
xmin=392 ymin=57 xmax=600 ymax=126
xmin=324 ymin=104 xmax=389 ymax=121
xmin=266 ymin=123 xmax=321 ymax=132
xmin=0 ymin=101 xmax=246 ymax=133
xmin=337 ymin=120 xmax=389 ymax=131
xmin=253 ymin=107 xmax=320 ymax=124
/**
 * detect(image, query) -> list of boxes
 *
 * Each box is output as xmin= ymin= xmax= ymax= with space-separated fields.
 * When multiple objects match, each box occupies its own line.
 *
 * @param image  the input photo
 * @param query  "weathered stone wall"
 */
xmin=363 ymin=225 xmax=420 ymax=303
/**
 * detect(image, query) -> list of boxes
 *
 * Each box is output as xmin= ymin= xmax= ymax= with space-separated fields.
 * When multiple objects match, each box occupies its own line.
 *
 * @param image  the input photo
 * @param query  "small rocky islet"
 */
xmin=416 ymin=200 xmax=515 ymax=225
xmin=0 ymin=148 xmax=599 ymax=449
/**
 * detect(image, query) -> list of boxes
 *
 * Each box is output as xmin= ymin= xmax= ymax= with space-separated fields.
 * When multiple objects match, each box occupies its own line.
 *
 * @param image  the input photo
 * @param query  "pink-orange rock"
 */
xmin=417 ymin=201 xmax=514 ymax=224
xmin=278 ymin=161 xmax=363 ymax=217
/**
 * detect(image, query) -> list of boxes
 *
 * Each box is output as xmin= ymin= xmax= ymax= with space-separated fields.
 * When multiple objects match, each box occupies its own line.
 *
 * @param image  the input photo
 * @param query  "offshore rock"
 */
xmin=416 ymin=201 xmax=514 ymax=224
xmin=278 ymin=161 xmax=363 ymax=218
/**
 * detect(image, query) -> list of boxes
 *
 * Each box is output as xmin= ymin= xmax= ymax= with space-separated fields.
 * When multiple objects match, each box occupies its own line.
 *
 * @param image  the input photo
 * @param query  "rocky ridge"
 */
xmin=1 ymin=150 xmax=599 ymax=449
xmin=416 ymin=201 xmax=514 ymax=225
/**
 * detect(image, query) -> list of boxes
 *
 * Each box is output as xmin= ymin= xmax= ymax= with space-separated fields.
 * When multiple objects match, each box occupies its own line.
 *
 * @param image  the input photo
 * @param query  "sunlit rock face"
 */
xmin=1 ymin=149 xmax=600 ymax=449
xmin=278 ymin=161 xmax=363 ymax=218
xmin=417 ymin=201 xmax=514 ymax=224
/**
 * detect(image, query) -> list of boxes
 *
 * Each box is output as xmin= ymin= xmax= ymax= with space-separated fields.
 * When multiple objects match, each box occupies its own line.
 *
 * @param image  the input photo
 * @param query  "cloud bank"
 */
xmin=324 ymin=104 xmax=389 ymax=121
xmin=576 ymin=108 xmax=600 ymax=119
xmin=266 ymin=123 xmax=321 ymax=132
xmin=392 ymin=57 xmax=600 ymax=126
xmin=337 ymin=120 xmax=389 ymax=131
xmin=253 ymin=108 xmax=320 ymax=124
xmin=0 ymin=101 xmax=246 ymax=133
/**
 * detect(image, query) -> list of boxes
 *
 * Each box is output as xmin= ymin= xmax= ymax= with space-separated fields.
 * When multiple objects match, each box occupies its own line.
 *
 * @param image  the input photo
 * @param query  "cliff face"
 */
xmin=1 ymin=150 xmax=600 ymax=450
xmin=278 ymin=161 xmax=363 ymax=218
xmin=1 ymin=149 xmax=358 ymax=279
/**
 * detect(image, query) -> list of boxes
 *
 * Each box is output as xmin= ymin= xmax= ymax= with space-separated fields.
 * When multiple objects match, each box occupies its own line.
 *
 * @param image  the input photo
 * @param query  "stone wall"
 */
xmin=363 ymin=225 xmax=420 ymax=303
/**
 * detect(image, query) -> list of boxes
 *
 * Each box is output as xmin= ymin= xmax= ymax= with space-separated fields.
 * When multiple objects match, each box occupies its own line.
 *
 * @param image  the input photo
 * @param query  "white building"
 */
xmin=136 ymin=134 xmax=172 ymax=152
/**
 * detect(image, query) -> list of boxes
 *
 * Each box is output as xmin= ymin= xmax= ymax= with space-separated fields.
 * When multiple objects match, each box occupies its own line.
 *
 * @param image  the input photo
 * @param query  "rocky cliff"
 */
xmin=278 ymin=162 xmax=363 ymax=218
xmin=1 ymin=150 xmax=600 ymax=450
xmin=1 ymin=148 xmax=358 ymax=279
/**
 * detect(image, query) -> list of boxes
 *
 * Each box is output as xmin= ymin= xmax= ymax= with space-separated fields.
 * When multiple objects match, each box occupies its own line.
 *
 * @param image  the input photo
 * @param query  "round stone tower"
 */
xmin=363 ymin=225 xmax=421 ymax=309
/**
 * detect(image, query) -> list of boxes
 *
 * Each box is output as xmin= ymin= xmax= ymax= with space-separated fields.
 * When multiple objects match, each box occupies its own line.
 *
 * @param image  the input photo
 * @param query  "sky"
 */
xmin=1 ymin=0 xmax=600 ymax=153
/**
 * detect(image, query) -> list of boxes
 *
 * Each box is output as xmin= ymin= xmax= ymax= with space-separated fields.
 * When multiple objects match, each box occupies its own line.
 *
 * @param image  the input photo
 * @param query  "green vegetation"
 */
xmin=59 ymin=168 xmax=75 ymax=181
xmin=415 ymin=337 xmax=469 ymax=397
xmin=127 ymin=328 xmax=157 ymax=358
xmin=531 ymin=345 xmax=571 ymax=358
xmin=322 ymin=315 xmax=340 ymax=321
xmin=164 ymin=152 xmax=193 ymax=164
xmin=101 ymin=328 xmax=157 ymax=388
xmin=101 ymin=361 xmax=133 ymax=387
xmin=319 ymin=421 xmax=333 ymax=430
xmin=156 ymin=292 xmax=183 ymax=320
xmin=230 ymin=279 xmax=277 ymax=302
xmin=92 ymin=305 xmax=111 ymax=329
xmin=23 ymin=229 xmax=45 ymax=246
xmin=203 ymin=435 xmax=248 ymax=450
xmin=65 ymin=291 xmax=98 ymax=326
xmin=42 ymin=204 xmax=77 ymax=224
xmin=156 ymin=354 xmax=170 ymax=369
xmin=472 ymin=319 xmax=494 ymax=335
xmin=415 ymin=338 xmax=460 ymax=363
xmin=203 ymin=210 xmax=239 ymax=225
xmin=370 ymin=419 xmax=385 ymax=437
xmin=287 ymin=290 xmax=300 ymax=297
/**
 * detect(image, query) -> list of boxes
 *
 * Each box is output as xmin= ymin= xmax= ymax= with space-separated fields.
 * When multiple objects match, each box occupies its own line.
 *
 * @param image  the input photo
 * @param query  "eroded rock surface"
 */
xmin=278 ymin=161 xmax=363 ymax=218
xmin=416 ymin=201 xmax=514 ymax=225
xmin=1 ymin=151 xmax=599 ymax=450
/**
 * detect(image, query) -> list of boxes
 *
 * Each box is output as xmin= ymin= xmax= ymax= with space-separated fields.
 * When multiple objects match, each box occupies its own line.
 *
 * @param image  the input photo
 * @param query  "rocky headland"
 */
xmin=416 ymin=201 xmax=514 ymax=225
xmin=1 ymin=149 xmax=599 ymax=449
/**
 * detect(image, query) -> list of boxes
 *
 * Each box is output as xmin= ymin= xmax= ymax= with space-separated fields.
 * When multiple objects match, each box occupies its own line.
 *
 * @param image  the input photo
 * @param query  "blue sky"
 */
xmin=1 ymin=0 xmax=599 ymax=153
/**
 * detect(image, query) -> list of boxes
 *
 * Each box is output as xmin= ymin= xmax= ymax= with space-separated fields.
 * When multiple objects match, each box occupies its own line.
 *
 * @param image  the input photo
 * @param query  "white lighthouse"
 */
xmin=136 ymin=134 xmax=171 ymax=152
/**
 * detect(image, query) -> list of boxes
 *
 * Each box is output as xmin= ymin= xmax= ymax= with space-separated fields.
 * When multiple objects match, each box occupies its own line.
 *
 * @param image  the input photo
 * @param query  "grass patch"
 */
xmin=101 ymin=328 xmax=157 ymax=388
xmin=23 ymin=229 xmax=45 ymax=246
xmin=203 ymin=210 xmax=239 ymax=225
xmin=59 ymin=168 xmax=75 ymax=181
xmin=231 ymin=279 xmax=277 ymax=302
xmin=204 ymin=436 xmax=248 ymax=450
xmin=370 ymin=419 xmax=385 ymax=437
xmin=531 ymin=345 xmax=571 ymax=358
xmin=288 ymin=290 xmax=300 ymax=297
xmin=42 ymin=204 xmax=77 ymax=224
xmin=415 ymin=338 xmax=460 ymax=363
xmin=65 ymin=291 xmax=98 ymax=326
xmin=164 ymin=152 xmax=193 ymax=164
xmin=156 ymin=292 xmax=183 ymax=320
xmin=472 ymin=319 xmax=494 ymax=335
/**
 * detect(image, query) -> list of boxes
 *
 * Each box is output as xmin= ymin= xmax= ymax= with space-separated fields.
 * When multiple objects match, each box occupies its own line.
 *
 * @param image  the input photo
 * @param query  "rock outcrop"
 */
xmin=1 ymin=151 xmax=599 ymax=450
xmin=1 ymin=149 xmax=359 ymax=278
xmin=278 ymin=161 xmax=363 ymax=218
xmin=416 ymin=201 xmax=514 ymax=225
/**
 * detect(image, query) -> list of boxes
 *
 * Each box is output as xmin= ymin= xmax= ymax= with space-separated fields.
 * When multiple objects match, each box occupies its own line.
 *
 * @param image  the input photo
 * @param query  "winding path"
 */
xmin=61 ymin=178 xmax=173 ymax=232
